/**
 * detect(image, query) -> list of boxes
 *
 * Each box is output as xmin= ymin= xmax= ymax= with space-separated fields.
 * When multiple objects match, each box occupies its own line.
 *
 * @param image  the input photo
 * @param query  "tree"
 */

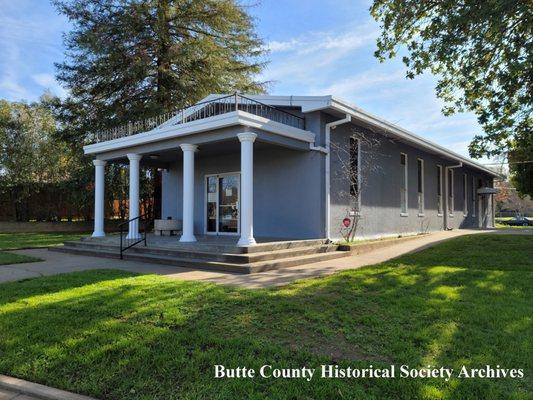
xmin=330 ymin=129 xmax=381 ymax=242
xmin=509 ymin=135 xmax=533 ymax=196
xmin=370 ymin=0 xmax=532 ymax=195
xmin=0 ymin=96 xmax=80 ymax=220
xmin=53 ymin=0 xmax=267 ymax=143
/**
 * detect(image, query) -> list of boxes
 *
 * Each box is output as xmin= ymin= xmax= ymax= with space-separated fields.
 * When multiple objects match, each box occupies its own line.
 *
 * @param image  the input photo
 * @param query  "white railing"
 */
xmin=91 ymin=94 xmax=305 ymax=143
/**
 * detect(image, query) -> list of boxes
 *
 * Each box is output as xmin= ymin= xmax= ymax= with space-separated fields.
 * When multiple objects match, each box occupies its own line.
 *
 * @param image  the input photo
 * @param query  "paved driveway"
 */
xmin=0 ymin=229 xmax=529 ymax=289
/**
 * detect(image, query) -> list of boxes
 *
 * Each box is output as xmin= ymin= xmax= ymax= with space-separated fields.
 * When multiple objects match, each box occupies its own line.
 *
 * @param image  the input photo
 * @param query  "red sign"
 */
xmin=342 ymin=218 xmax=351 ymax=228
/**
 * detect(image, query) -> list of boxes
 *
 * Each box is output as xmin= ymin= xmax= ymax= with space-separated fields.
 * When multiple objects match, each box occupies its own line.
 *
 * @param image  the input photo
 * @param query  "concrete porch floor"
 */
xmin=1 ymin=229 xmax=526 ymax=288
xmin=84 ymin=233 xmax=304 ymax=252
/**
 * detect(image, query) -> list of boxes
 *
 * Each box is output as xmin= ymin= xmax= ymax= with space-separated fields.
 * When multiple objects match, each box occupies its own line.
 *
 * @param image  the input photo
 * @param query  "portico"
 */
xmin=86 ymin=96 xmax=314 ymax=247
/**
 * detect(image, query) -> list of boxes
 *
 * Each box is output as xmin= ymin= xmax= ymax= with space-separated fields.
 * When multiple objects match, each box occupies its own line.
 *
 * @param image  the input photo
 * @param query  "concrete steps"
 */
xmin=51 ymin=238 xmax=351 ymax=274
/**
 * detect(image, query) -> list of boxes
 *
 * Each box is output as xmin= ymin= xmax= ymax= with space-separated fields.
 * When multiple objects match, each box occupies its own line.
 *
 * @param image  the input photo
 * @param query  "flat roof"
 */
xmin=200 ymin=94 xmax=499 ymax=177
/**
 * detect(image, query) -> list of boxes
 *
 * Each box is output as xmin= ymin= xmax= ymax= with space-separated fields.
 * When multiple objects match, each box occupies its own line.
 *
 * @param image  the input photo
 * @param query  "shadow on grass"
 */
xmin=0 ymin=234 xmax=531 ymax=399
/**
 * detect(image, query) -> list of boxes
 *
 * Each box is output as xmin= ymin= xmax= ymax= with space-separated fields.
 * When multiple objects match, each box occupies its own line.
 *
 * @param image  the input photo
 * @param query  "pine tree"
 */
xmin=53 ymin=0 xmax=267 ymax=142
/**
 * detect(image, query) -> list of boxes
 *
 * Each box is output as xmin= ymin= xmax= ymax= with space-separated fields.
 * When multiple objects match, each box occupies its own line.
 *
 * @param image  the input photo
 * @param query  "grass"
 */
xmin=0 ymin=252 xmax=41 ymax=265
xmin=495 ymin=223 xmax=533 ymax=230
xmin=338 ymin=233 xmax=423 ymax=246
xmin=0 ymin=232 xmax=87 ymax=265
xmin=0 ymin=232 xmax=87 ymax=251
xmin=0 ymin=234 xmax=531 ymax=399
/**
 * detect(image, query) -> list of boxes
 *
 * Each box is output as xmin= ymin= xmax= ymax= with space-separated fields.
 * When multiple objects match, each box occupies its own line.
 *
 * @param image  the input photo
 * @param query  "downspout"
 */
xmin=323 ymin=114 xmax=351 ymax=240
xmin=444 ymin=162 xmax=462 ymax=230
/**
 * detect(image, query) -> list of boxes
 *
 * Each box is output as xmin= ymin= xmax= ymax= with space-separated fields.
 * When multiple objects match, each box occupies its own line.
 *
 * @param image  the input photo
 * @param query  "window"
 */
xmin=400 ymin=153 xmax=408 ymax=215
xmin=471 ymin=176 xmax=476 ymax=217
xmin=437 ymin=165 xmax=443 ymax=215
xmin=463 ymin=174 xmax=468 ymax=216
xmin=448 ymin=169 xmax=454 ymax=215
xmin=349 ymin=137 xmax=361 ymax=211
xmin=417 ymin=159 xmax=424 ymax=215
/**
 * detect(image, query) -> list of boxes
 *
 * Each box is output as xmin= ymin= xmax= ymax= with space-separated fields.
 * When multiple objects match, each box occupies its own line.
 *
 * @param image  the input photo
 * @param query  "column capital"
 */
xmin=93 ymin=159 xmax=107 ymax=167
xmin=237 ymin=132 xmax=257 ymax=143
xmin=127 ymin=153 xmax=142 ymax=162
xmin=180 ymin=143 xmax=198 ymax=152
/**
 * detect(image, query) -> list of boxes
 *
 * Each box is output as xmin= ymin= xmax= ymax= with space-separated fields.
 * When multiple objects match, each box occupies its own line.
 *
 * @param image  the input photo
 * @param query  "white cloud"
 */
xmin=0 ymin=1 xmax=67 ymax=101
xmin=315 ymin=70 xmax=406 ymax=98
xmin=32 ymin=73 xmax=68 ymax=98
xmin=266 ymin=39 xmax=300 ymax=52
xmin=266 ymin=23 xmax=378 ymax=56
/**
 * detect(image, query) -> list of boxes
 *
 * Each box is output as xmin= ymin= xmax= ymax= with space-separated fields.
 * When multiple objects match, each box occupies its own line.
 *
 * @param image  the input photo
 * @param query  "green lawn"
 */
xmin=496 ymin=223 xmax=533 ymax=230
xmin=0 ymin=251 xmax=41 ymax=265
xmin=0 ymin=232 xmax=87 ymax=266
xmin=0 ymin=232 xmax=86 ymax=250
xmin=0 ymin=234 xmax=531 ymax=399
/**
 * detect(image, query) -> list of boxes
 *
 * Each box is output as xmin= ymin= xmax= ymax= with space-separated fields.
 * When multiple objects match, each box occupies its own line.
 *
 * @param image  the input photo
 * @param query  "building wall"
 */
xmin=329 ymin=121 xmax=494 ymax=239
xmin=160 ymin=110 xmax=495 ymax=241
xmin=161 ymin=143 xmax=325 ymax=239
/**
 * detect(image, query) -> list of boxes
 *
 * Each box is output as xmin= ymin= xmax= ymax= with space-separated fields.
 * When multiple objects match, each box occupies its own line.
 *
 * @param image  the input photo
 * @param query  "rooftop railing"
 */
xmin=92 ymin=93 xmax=305 ymax=143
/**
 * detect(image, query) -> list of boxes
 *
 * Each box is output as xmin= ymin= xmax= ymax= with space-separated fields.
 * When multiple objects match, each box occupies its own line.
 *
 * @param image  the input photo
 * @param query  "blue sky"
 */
xmin=0 ymin=0 xmax=485 ymax=159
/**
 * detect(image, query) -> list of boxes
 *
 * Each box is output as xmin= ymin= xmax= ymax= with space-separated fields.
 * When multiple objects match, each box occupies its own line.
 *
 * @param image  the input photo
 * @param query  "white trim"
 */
xmin=204 ymin=172 xmax=241 ymax=236
xmin=84 ymin=111 xmax=315 ymax=155
xmin=349 ymin=136 xmax=362 ymax=213
xmin=400 ymin=152 xmax=408 ymax=216
xmin=417 ymin=158 xmax=424 ymax=216
xmin=437 ymin=164 xmax=443 ymax=216
xmin=357 ymin=138 xmax=362 ymax=213
xmin=471 ymin=176 xmax=476 ymax=217
xmin=325 ymin=114 xmax=351 ymax=240
xmin=448 ymin=168 xmax=454 ymax=216
xmin=463 ymin=173 xmax=468 ymax=216
xmin=327 ymin=98 xmax=499 ymax=178
xmin=199 ymin=94 xmax=499 ymax=177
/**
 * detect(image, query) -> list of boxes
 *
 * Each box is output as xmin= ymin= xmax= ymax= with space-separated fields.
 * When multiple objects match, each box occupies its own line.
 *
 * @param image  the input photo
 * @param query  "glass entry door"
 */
xmin=206 ymin=173 xmax=240 ymax=235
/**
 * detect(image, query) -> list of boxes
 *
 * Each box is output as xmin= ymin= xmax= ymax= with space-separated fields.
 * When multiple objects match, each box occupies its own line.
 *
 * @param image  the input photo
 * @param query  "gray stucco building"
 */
xmin=84 ymin=94 xmax=498 ymax=245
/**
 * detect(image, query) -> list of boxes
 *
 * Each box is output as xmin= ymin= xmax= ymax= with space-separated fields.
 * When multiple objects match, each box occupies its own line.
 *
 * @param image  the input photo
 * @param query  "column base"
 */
xmin=91 ymin=231 xmax=105 ymax=238
xmin=179 ymin=234 xmax=197 ymax=243
xmin=126 ymin=233 xmax=142 ymax=240
xmin=237 ymin=236 xmax=257 ymax=247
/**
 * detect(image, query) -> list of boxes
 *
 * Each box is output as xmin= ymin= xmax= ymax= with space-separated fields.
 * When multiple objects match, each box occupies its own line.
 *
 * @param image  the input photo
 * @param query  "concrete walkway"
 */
xmin=1 ymin=229 xmax=529 ymax=289
xmin=0 ymin=387 xmax=39 ymax=400
xmin=0 ymin=387 xmax=38 ymax=400
xmin=0 ymin=375 xmax=97 ymax=400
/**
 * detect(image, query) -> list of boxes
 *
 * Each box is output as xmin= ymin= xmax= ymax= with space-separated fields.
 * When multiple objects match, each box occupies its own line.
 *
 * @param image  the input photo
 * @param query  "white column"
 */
xmin=92 ymin=159 xmax=107 ymax=237
xmin=180 ymin=144 xmax=198 ymax=242
xmin=127 ymin=153 xmax=142 ymax=239
xmin=237 ymin=132 xmax=257 ymax=246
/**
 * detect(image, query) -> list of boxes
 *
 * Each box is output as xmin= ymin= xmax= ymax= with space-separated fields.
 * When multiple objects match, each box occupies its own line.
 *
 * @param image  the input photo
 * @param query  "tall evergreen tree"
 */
xmin=53 ymin=0 xmax=266 ymax=143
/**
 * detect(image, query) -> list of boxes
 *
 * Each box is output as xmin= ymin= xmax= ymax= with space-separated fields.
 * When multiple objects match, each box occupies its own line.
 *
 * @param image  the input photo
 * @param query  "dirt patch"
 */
xmin=286 ymin=332 xmax=392 ymax=364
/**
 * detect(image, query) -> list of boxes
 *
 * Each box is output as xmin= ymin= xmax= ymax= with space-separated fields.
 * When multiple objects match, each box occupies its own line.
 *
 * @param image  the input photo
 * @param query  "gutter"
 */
xmin=324 ymin=114 xmax=351 ymax=240
xmin=444 ymin=162 xmax=463 ymax=230
xmin=328 ymin=99 xmax=499 ymax=178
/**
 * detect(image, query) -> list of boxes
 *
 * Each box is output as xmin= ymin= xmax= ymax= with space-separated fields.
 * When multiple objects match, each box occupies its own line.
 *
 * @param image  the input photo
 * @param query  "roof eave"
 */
xmin=328 ymin=98 xmax=500 ymax=178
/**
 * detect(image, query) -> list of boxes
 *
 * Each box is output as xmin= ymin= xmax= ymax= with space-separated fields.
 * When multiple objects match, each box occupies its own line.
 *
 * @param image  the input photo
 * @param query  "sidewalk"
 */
xmin=1 ymin=229 xmax=528 ymax=288
xmin=0 ymin=375 xmax=97 ymax=400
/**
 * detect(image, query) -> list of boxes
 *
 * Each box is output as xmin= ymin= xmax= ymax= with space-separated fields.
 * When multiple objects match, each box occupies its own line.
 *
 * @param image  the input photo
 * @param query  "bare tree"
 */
xmin=330 ymin=128 xmax=381 ymax=242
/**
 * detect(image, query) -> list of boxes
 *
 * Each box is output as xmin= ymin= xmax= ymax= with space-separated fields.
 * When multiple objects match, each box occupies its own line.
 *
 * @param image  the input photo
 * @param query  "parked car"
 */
xmin=504 ymin=216 xmax=533 ymax=226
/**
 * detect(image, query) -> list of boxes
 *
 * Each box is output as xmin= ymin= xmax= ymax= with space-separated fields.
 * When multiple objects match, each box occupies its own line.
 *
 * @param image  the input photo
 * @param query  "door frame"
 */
xmin=204 ymin=172 xmax=241 ymax=236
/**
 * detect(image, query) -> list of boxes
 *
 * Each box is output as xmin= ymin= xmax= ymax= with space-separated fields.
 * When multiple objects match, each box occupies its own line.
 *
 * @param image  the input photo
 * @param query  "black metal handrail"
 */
xmin=92 ymin=93 xmax=306 ymax=143
xmin=119 ymin=213 xmax=151 ymax=259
